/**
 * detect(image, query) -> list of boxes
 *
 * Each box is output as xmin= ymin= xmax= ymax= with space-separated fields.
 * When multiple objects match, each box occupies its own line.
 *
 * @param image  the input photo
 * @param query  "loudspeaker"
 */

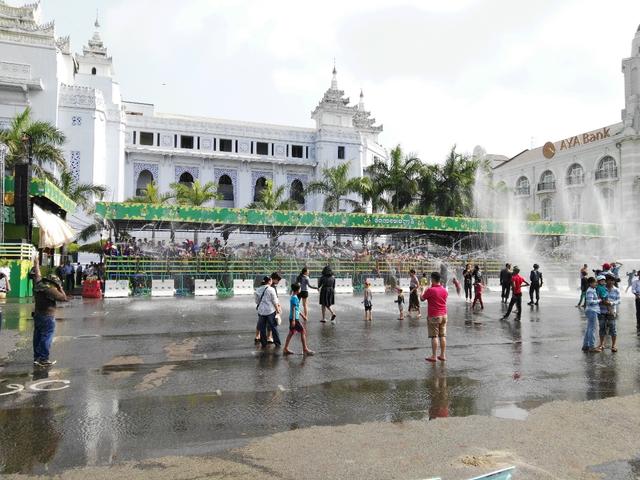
xmin=14 ymin=163 xmax=31 ymax=226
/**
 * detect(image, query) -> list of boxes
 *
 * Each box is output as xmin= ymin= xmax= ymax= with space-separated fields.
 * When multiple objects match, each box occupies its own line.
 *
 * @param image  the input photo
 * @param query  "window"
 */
xmin=256 ymin=142 xmax=269 ymax=155
xmin=291 ymin=145 xmax=303 ymax=158
xmin=338 ymin=146 xmax=345 ymax=159
xmin=601 ymin=187 xmax=615 ymax=211
xmin=540 ymin=197 xmax=554 ymax=221
xmin=569 ymin=193 xmax=581 ymax=220
xmin=566 ymin=163 xmax=584 ymax=186
xmin=218 ymin=175 xmax=234 ymax=202
xmin=537 ymin=170 xmax=555 ymax=192
xmin=515 ymin=176 xmax=530 ymax=196
xmin=254 ymin=177 xmax=267 ymax=202
xmin=180 ymin=135 xmax=194 ymax=149
xmin=91 ymin=67 xmax=96 ymax=75
xmin=179 ymin=172 xmax=194 ymax=186
xmin=290 ymin=179 xmax=305 ymax=205
xmin=219 ymin=139 xmax=232 ymax=152
xmin=139 ymin=131 xmax=154 ymax=146
xmin=136 ymin=170 xmax=153 ymax=196
xmin=595 ymin=156 xmax=618 ymax=181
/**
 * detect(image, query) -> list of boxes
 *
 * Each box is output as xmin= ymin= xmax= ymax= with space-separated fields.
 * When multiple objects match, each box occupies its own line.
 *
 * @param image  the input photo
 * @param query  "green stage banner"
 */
xmin=95 ymin=202 xmax=610 ymax=237
xmin=4 ymin=176 xmax=76 ymax=213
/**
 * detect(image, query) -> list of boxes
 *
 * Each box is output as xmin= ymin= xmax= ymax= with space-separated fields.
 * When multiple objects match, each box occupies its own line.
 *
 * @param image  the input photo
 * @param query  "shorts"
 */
xmin=598 ymin=313 xmax=617 ymax=337
xmin=298 ymin=291 xmax=309 ymax=299
xmin=428 ymin=315 xmax=447 ymax=338
xmin=364 ymin=304 xmax=372 ymax=312
xmin=289 ymin=319 xmax=305 ymax=333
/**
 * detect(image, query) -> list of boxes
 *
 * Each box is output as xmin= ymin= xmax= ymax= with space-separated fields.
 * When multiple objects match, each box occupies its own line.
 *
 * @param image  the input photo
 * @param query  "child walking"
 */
xmin=363 ymin=280 xmax=373 ymax=321
xmin=472 ymin=281 xmax=484 ymax=310
xmin=394 ymin=287 xmax=405 ymax=320
xmin=283 ymin=283 xmax=314 ymax=356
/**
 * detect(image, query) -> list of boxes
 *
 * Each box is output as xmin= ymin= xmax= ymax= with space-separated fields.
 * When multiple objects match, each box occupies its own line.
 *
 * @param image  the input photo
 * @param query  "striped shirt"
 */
xmin=585 ymin=287 xmax=600 ymax=313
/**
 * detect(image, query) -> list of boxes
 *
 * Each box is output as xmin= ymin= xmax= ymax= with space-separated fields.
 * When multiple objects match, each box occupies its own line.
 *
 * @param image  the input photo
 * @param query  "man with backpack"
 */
xmin=528 ymin=263 xmax=543 ymax=306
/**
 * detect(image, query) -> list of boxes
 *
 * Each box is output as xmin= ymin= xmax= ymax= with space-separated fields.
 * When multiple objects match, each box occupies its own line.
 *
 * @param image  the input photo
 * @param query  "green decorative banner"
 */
xmin=4 ymin=176 xmax=76 ymax=213
xmin=95 ymin=202 xmax=611 ymax=237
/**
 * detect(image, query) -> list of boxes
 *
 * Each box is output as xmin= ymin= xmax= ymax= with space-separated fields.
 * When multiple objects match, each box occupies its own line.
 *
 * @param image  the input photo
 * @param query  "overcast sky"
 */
xmin=40 ymin=0 xmax=640 ymax=161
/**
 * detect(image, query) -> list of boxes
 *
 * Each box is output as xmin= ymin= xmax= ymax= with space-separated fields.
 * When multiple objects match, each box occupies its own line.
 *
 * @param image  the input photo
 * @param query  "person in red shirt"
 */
xmin=472 ymin=281 xmax=484 ymax=310
xmin=502 ymin=266 xmax=529 ymax=321
xmin=421 ymin=271 xmax=449 ymax=362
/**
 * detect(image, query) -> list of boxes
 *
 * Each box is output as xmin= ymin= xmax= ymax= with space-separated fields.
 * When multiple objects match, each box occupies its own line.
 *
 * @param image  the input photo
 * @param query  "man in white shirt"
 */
xmin=632 ymin=270 xmax=640 ymax=333
xmin=255 ymin=273 xmax=282 ymax=348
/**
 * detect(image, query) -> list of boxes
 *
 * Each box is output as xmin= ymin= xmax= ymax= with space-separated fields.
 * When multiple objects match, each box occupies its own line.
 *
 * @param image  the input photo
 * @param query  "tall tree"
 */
xmin=305 ymin=162 xmax=368 ymax=212
xmin=0 ymin=107 xmax=66 ymax=179
xmin=365 ymin=145 xmax=422 ymax=213
xmin=170 ymin=179 xmax=221 ymax=207
xmin=59 ymin=169 xmax=107 ymax=211
xmin=247 ymin=179 xmax=299 ymax=211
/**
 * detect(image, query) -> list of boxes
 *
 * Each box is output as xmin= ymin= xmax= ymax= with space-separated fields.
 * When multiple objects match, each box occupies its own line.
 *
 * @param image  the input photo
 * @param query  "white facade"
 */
xmin=492 ymin=25 xmax=640 ymax=230
xmin=0 ymin=2 xmax=387 ymax=211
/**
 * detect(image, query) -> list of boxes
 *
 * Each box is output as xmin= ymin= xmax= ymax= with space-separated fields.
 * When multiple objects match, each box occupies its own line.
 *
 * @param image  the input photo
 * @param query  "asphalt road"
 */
xmin=1 ymin=288 xmax=639 ymax=476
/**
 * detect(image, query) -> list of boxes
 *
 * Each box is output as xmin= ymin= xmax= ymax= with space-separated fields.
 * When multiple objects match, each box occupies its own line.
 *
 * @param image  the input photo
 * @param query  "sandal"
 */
xmin=611 ymin=347 xmax=618 ymax=353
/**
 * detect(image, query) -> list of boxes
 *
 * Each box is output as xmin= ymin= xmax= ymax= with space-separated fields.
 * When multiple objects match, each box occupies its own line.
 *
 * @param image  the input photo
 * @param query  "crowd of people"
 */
xmin=53 ymin=260 xmax=105 ymax=292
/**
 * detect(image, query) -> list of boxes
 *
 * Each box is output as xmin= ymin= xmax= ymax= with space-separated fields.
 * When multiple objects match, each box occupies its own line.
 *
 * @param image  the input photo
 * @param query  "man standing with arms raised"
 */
xmin=32 ymin=254 xmax=67 ymax=367
xmin=421 ymin=272 xmax=449 ymax=363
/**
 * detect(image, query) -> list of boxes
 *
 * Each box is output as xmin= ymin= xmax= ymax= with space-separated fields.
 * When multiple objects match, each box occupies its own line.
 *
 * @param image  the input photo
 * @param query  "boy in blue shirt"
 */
xmin=283 ymin=283 xmax=314 ymax=356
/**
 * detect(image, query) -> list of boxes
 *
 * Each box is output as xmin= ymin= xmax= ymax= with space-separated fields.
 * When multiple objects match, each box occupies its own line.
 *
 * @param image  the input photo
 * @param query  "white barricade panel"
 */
xmin=233 ymin=279 xmax=254 ymax=295
xmin=367 ymin=277 xmax=385 ymax=293
xmin=195 ymin=279 xmax=218 ymax=296
xmin=335 ymin=278 xmax=354 ymax=294
xmin=554 ymin=278 xmax=571 ymax=292
xmin=152 ymin=279 xmax=175 ymax=297
xmin=398 ymin=278 xmax=411 ymax=290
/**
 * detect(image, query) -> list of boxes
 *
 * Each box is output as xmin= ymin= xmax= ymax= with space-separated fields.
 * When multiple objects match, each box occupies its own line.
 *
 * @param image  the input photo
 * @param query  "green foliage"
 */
xmin=125 ymin=181 xmax=171 ymax=204
xmin=526 ymin=212 xmax=541 ymax=221
xmin=247 ymin=179 xmax=299 ymax=211
xmin=0 ymin=107 xmax=67 ymax=178
xmin=170 ymin=180 xmax=221 ymax=207
xmin=59 ymin=168 xmax=107 ymax=211
xmin=305 ymin=162 xmax=369 ymax=212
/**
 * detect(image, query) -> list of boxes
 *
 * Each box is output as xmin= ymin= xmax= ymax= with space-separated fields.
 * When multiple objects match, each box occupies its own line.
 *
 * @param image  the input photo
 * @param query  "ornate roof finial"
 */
xmin=94 ymin=9 xmax=100 ymax=29
xmin=359 ymin=89 xmax=365 ymax=109
xmin=331 ymin=59 xmax=338 ymax=90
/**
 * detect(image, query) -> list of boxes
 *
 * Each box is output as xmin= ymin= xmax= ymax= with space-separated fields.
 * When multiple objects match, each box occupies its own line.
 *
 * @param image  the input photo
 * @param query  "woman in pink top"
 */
xmin=421 ymin=272 xmax=449 ymax=362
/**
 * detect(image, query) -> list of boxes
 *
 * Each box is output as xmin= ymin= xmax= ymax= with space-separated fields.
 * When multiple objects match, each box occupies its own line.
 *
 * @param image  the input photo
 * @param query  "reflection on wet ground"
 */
xmin=1 ymin=292 xmax=640 ymax=474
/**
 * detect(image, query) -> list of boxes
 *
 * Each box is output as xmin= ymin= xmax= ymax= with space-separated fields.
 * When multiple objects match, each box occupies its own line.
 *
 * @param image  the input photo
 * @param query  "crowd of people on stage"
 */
xmin=101 ymin=236 xmax=456 ymax=262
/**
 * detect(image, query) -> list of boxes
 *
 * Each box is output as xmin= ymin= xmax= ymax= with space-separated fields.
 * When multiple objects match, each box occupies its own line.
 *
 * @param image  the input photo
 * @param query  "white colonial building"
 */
xmin=0 ymin=1 xmax=387 ymax=211
xmin=492 ymin=25 xmax=640 ymax=229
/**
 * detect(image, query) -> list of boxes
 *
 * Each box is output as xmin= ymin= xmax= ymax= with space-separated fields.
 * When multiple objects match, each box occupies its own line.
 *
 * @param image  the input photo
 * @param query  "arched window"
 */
xmin=91 ymin=67 xmax=97 ymax=75
xmin=179 ymin=172 xmax=194 ymax=187
xmin=595 ymin=156 xmax=618 ymax=181
xmin=136 ymin=169 xmax=153 ymax=196
xmin=566 ymin=163 xmax=584 ymax=186
xmin=290 ymin=179 xmax=305 ymax=205
xmin=538 ymin=170 xmax=555 ymax=192
xmin=600 ymin=187 xmax=615 ymax=211
xmin=218 ymin=174 xmax=234 ymax=202
xmin=515 ymin=176 xmax=530 ymax=196
xmin=540 ymin=197 xmax=554 ymax=221
xmin=569 ymin=193 xmax=581 ymax=221
xmin=254 ymin=177 xmax=267 ymax=202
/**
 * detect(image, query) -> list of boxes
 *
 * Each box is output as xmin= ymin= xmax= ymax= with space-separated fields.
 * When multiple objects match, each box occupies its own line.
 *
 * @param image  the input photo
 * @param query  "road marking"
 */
xmin=29 ymin=379 xmax=71 ymax=392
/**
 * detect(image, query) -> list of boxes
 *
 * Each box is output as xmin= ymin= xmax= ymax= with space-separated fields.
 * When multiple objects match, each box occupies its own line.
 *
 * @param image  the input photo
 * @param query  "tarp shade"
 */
xmin=33 ymin=204 xmax=76 ymax=248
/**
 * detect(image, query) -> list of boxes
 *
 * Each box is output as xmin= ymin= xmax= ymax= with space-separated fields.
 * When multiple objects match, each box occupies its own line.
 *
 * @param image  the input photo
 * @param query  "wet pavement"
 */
xmin=1 ymin=290 xmax=640 ymax=475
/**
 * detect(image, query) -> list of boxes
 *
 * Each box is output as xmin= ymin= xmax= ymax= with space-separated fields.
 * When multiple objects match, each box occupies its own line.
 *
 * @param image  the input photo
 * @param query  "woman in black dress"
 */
xmin=463 ymin=264 xmax=473 ymax=302
xmin=318 ymin=265 xmax=336 ymax=323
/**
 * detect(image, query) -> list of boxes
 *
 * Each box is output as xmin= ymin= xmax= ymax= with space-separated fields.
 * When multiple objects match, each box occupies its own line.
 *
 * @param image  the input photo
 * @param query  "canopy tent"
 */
xmin=33 ymin=204 xmax=76 ymax=249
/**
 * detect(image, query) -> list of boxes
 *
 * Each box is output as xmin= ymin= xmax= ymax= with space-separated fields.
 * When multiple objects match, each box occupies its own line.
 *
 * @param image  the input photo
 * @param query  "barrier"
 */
xmin=398 ymin=277 xmax=411 ymax=291
xmin=334 ymin=278 xmax=354 ymax=294
xmin=233 ymin=279 xmax=254 ymax=295
xmin=554 ymin=277 xmax=571 ymax=292
xmin=82 ymin=279 xmax=102 ymax=299
xmin=194 ymin=279 xmax=218 ymax=296
xmin=151 ymin=279 xmax=175 ymax=297
xmin=104 ymin=279 xmax=130 ymax=298
xmin=366 ymin=277 xmax=385 ymax=293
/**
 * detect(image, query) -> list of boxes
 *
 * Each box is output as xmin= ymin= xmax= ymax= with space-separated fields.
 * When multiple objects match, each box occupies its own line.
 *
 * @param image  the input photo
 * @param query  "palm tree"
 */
xmin=0 ymin=107 xmax=66 ymax=179
xmin=247 ymin=179 xmax=299 ymax=211
xmin=59 ymin=169 xmax=107 ymax=211
xmin=125 ymin=181 xmax=171 ymax=204
xmin=365 ymin=145 xmax=422 ymax=213
xmin=305 ymin=162 xmax=368 ymax=212
xmin=170 ymin=179 xmax=221 ymax=207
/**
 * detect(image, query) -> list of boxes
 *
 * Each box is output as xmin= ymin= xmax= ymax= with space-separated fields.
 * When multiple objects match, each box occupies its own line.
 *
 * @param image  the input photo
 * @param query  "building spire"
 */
xmin=94 ymin=9 xmax=100 ymax=29
xmin=359 ymin=89 xmax=365 ymax=109
xmin=331 ymin=59 xmax=338 ymax=89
